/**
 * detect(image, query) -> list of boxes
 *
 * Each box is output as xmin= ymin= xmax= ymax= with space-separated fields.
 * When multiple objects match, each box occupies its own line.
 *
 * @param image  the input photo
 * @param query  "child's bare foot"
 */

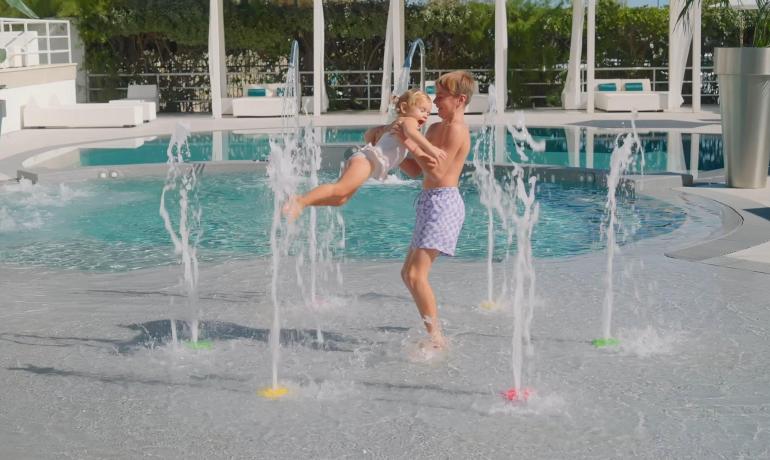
xmin=429 ymin=333 xmax=447 ymax=350
xmin=282 ymin=196 xmax=305 ymax=222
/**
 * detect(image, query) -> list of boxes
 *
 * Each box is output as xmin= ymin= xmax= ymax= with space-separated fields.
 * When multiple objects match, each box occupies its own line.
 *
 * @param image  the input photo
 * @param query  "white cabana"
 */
xmin=380 ymin=0 xmax=508 ymax=115
xmin=562 ymin=0 xmax=703 ymax=113
xmin=208 ymin=0 xmax=328 ymax=117
xmin=379 ymin=0 xmax=405 ymax=113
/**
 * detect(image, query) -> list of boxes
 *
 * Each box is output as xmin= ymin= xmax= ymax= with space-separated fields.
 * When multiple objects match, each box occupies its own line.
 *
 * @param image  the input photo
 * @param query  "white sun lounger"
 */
xmin=108 ymin=99 xmax=157 ymax=121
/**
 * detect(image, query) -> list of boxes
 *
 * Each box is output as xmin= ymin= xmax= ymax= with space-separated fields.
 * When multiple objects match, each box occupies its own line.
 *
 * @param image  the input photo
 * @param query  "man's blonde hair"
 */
xmin=395 ymin=89 xmax=432 ymax=115
xmin=436 ymin=71 xmax=476 ymax=105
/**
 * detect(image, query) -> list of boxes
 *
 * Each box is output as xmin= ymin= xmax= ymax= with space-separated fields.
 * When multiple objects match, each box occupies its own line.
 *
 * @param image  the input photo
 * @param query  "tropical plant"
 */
xmin=679 ymin=0 xmax=770 ymax=47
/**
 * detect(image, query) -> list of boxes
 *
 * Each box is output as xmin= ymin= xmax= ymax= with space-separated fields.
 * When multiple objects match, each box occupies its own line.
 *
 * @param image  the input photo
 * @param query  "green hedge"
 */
xmin=1 ymin=0 xmax=743 ymax=109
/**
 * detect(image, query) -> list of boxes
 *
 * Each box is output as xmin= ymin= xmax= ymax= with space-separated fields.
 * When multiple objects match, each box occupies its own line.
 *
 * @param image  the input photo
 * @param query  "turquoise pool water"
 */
xmin=75 ymin=128 xmax=725 ymax=173
xmin=0 ymin=171 xmax=686 ymax=272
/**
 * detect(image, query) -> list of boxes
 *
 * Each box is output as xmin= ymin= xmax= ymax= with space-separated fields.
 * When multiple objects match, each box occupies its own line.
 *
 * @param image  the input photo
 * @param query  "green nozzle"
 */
xmin=183 ymin=339 xmax=213 ymax=350
xmin=592 ymin=337 xmax=620 ymax=348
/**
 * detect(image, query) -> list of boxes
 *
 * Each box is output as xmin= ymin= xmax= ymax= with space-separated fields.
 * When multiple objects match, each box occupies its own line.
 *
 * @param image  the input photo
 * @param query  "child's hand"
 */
xmin=389 ymin=120 xmax=406 ymax=141
xmin=427 ymin=148 xmax=447 ymax=161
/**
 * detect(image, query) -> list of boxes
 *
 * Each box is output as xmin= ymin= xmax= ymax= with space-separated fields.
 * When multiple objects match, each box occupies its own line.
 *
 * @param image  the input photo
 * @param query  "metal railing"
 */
xmin=0 ymin=18 xmax=72 ymax=68
xmin=85 ymin=65 xmax=719 ymax=112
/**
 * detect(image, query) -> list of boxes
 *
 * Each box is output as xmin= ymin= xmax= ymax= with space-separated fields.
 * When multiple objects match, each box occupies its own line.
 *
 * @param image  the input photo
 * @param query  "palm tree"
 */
xmin=678 ymin=0 xmax=769 ymax=46
xmin=2 ymin=0 xmax=39 ymax=18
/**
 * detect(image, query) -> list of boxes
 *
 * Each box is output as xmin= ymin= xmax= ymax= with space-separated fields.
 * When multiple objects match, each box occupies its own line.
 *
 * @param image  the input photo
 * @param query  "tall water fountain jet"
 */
xmin=592 ymin=119 xmax=644 ymax=348
xmin=502 ymin=167 xmax=539 ymax=402
xmin=159 ymin=123 xmax=210 ymax=349
xmin=261 ymin=40 xmax=302 ymax=399
xmin=390 ymin=38 xmax=426 ymax=118
xmin=470 ymin=85 xmax=505 ymax=309
xmin=292 ymin=126 xmax=345 ymax=345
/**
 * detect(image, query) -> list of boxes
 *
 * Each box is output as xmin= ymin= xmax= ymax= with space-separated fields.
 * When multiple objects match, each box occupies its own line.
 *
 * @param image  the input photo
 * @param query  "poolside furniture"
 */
xmin=108 ymin=99 xmax=157 ymax=122
xmin=109 ymin=84 xmax=159 ymax=120
xmin=593 ymin=78 xmax=665 ymax=112
xmin=232 ymin=83 xmax=328 ymax=117
xmin=232 ymin=84 xmax=285 ymax=117
xmin=22 ymin=98 xmax=144 ymax=128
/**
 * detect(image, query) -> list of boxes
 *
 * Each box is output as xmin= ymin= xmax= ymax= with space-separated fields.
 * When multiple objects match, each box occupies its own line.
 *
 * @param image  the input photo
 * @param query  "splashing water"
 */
xmin=389 ymin=38 xmax=426 ymax=120
xmin=505 ymin=167 xmax=539 ymax=397
xmin=597 ymin=118 xmax=644 ymax=344
xmin=266 ymin=41 xmax=303 ymax=391
xmin=506 ymin=112 xmax=546 ymax=162
xmin=159 ymin=123 xmax=204 ymax=344
xmin=292 ymin=127 xmax=345 ymax=344
xmin=470 ymin=85 xmax=506 ymax=308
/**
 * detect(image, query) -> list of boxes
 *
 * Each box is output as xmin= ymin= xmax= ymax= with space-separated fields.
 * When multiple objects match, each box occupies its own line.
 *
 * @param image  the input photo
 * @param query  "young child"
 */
xmin=282 ymin=89 xmax=444 ymax=221
xmin=391 ymin=71 xmax=475 ymax=350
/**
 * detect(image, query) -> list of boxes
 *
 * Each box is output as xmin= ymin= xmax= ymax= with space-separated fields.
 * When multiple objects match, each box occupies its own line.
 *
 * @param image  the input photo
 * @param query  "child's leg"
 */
xmin=401 ymin=247 xmax=444 ymax=346
xmin=283 ymin=156 xmax=372 ymax=220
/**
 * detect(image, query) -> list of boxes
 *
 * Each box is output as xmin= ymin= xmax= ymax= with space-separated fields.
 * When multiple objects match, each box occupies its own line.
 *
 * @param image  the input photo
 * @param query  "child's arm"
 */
xmin=364 ymin=125 xmax=387 ymax=145
xmin=395 ymin=118 xmax=447 ymax=161
xmin=399 ymin=158 xmax=423 ymax=178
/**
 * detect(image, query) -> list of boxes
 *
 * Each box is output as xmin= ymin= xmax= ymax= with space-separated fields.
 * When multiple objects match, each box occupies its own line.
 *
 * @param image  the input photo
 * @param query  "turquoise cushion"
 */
xmin=597 ymin=83 xmax=617 ymax=92
xmin=624 ymin=82 xmax=644 ymax=91
xmin=425 ymin=85 xmax=436 ymax=95
xmin=275 ymin=86 xmax=286 ymax=97
xmin=247 ymin=88 xmax=267 ymax=97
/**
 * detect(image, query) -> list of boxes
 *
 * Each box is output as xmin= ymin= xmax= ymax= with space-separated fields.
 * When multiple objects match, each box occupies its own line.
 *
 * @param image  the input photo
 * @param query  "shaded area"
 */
xmin=121 ymin=319 xmax=364 ymax=353
xmin=745 ymin=207 xmax=770 ymax=222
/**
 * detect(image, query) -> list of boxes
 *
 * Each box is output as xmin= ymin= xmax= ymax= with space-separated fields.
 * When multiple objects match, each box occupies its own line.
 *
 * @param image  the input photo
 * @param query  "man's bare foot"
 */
xmin=281 ymin=196 xmax=305 ymax=222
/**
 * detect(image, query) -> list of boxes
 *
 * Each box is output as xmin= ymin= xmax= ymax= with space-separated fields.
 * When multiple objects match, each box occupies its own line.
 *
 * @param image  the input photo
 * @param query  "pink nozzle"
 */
xmin=502 ymin=387 xmax=533 ymax=402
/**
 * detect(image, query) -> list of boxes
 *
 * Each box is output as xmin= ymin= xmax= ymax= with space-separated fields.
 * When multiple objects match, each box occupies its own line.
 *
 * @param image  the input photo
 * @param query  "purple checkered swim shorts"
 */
xmin=410 ymin=187 xmax=465 ymax=256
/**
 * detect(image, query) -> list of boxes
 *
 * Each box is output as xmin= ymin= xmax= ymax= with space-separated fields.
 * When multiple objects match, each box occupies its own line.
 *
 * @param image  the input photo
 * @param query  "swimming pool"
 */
xmin=46 ymin=127 xmax=724 ymax=174
xmin=0 ymin=171 xmax=685 ymax=272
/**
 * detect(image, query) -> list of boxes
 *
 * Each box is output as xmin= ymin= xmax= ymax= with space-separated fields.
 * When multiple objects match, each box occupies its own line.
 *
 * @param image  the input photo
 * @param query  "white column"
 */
xmin=391 ymin=0 xmax=404 ymax=89
xmin=565 ymin=126 xmax=581 ymax=167
xmin=212 ymin=130 xmax=229 ymax=161
xmin=562 ymin=0 xmax=585 ymax=109
xmin=494 ymin=0 xmax=508 ymax=114
xmin=379 ymin=8 xmax=394 ymax=113
xmin=586 ymin=0 xmax=596 ymax=113
xmin=692 ymin=1 xmax=701 ymax=112
xmin=586 ymin=129 xmax=595 ymax=169
xmin=689 ymin=133 xmax=700 ymax=179
xmin=208 ymin=0 xmax=226 ymax=119
xmin=667 ymin=132 xmax=686 ymax=172
xmin=668 ymin=0 xmax=692 ymax=110
xmin=313 ymin=0 xmax=324 ymax=116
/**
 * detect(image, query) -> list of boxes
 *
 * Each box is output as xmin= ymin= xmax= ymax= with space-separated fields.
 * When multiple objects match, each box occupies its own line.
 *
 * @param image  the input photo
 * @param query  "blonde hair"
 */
xmin=436 ymin=71 xmax=476 ymax=105
xmin=395 ymin=89 xmax=432 ymax=115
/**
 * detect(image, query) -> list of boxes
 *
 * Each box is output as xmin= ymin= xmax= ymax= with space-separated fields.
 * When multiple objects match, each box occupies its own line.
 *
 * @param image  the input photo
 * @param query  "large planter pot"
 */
xmin=714 ymin=47 xmax=770 ymax=188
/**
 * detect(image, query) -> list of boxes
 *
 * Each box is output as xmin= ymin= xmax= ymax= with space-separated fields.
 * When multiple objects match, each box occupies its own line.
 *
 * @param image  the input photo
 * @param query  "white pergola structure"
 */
xmin=562 ymin=0 xmax=703 ymax=113
xmin=208 ymin=0 xmax=327 ymax=118
xmin=378 ymin=0 xmax=508 ymax=115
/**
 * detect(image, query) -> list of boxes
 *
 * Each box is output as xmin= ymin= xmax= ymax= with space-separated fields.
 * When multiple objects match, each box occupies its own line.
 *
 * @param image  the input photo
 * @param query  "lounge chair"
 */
xmin=593 ymin=78 xmax=666 ymax=112
xmin=23 ymin=97 xmax=144 ymax=128
xmin=109 ymin=84 xmax=159 ymax=121
xmin=232 ymin=83 xmax=328 ymax=117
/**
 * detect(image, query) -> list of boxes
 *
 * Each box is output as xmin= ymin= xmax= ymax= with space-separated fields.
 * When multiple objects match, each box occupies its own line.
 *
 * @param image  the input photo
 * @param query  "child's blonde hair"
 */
xmin=395 ymin=89 xmax=432 ymax=115
xmin=436 ymin=71 xmax=476 ymax=105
